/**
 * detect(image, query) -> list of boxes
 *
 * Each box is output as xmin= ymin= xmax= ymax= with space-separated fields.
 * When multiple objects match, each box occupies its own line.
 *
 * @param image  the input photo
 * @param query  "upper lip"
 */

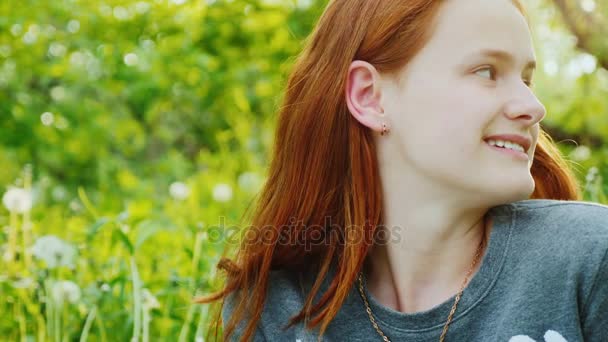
xmin=483 ymin=134 xmax=532 ymax=153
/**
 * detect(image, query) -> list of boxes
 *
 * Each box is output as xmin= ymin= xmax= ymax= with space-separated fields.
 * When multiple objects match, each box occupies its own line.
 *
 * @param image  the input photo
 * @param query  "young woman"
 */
xmin=198 ymin=0 xmax=608 ymax=341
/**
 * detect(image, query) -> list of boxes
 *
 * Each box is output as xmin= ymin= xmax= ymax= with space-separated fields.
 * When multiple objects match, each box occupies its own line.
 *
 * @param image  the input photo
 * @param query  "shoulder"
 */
xmin=265 ymin=268 xmax=308 ymax=310
xmin=503 ymin=199 xmax=608 ymax=289
xmin=498 ymin=200 xmax=608 ymax=338
xmin=222 ymin=269 xmax=307 ymax=314
xmin=259 ymin=269 xmax=312 ymax=337
xmin=505 ymin=199 xmax=608 ymax=254
xmin=500 ymin=199 xmax=607 ymax=274
xmin=221 ymin=269 xmax=308 ymax=340
xmin=508 ymin=199 xmax=608 ymax=239
xmin=509 ymin=198 xmax=608 ymax=217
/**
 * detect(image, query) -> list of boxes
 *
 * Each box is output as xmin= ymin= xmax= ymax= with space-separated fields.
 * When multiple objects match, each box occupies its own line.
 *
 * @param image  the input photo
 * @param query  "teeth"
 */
xmin=487 ymin=139 xmax=525 ymax=153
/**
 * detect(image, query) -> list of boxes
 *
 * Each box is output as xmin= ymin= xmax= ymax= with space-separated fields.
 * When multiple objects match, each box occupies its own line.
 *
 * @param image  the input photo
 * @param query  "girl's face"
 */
xmin=380 ymin=0 xmax=546 ymax=202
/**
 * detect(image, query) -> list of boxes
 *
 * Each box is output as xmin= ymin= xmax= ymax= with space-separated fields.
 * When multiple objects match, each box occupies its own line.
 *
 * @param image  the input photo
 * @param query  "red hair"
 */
xmin=196 ymin=1 xmax=581 ymax=341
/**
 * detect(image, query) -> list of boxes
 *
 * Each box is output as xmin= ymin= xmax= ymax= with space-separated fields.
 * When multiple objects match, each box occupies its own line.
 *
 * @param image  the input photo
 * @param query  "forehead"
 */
xmin=423 ymin=0 xmax=535 ymax=63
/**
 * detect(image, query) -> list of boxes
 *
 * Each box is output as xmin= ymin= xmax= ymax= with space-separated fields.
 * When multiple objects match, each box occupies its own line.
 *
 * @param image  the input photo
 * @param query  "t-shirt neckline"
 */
xmin=356 ymin=203 xmax=516 ymax=333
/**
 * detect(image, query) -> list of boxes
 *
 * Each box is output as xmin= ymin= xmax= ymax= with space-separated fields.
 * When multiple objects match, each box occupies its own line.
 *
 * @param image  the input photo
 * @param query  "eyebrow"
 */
xmin=470 ymin=48 xmax=536 ymax=71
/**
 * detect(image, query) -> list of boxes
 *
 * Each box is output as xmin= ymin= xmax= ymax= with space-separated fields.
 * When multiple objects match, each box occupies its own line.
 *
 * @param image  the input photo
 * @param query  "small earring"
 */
xmin=380 ymin=123 xmax=390 ymax=136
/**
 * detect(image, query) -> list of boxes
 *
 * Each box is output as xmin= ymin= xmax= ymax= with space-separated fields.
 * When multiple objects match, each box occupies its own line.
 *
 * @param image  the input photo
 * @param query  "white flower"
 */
xmin=142 ymin=288 xmax=160 ymax=310
xmin=30 ymin=235 xmax=77 ymax=269
xmin=2 ymin=250 xmax=12 ymax=262
xmin=212 ymin=183 xmax=233 ymax=203
xmin=52 ymin=280 xmax=81 ymax=304
xmin=100 ymin=283 xmax=111 ymax=292
xmin=237 ymin=172 xmax=262 ymax=193
xmin=41 ymin=112 xmax=54 ymax=126
xmin=588 ymin=166 xmax=599 ymax=176
xmin=69 ymin=199 xmax=82 ymax=212
xmin=169 ymin=181 xmax=190 ymax=200
xmin=12 ymin=277 xmax=36 ymax=289
xmin=586 ymin=167 xmax=599 ymax=182
xmin=569 ymin=145 xmax=591 ymax=162
xmin=2 ymin=187 xmax=33 ymax=213
xmin=51 ymin=186 xmax=68 ymax=201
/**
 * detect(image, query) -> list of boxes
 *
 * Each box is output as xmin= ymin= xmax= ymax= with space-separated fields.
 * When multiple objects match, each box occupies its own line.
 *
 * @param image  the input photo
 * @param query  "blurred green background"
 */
xmin=0 ymin=0 xmax=606 ymax=341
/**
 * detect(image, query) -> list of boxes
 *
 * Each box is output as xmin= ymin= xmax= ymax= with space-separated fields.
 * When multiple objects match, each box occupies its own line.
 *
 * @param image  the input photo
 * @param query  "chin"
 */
xmin=479 ymin=175 xmax=535 ymax=203
xmin=504 ymin=179 xmax=536 ymax=202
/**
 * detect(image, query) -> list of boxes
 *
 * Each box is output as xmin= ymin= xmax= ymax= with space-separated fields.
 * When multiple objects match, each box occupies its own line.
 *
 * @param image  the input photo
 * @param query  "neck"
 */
xmin=364 ymin=211 xmax=490 ymax=314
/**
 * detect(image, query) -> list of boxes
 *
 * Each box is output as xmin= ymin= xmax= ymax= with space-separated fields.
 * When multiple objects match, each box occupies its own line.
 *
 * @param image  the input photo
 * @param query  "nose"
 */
xmin=503 ymin=83 xmax=546 ymax=125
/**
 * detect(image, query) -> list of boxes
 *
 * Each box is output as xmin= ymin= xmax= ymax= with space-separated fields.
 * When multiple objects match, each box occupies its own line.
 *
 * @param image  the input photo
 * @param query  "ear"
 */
xmin=345 ymin=60 xmax=387 ymax=133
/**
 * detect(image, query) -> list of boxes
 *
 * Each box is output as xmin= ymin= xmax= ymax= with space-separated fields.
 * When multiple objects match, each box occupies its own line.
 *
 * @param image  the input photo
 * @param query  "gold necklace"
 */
xmin=356 ymin=233 xmax=486 ymax=342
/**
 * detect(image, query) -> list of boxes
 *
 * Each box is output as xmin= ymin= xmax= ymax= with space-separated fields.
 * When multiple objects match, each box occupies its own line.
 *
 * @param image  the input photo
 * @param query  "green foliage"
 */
xmin=0 ymin=0 xmax=606 ymax=341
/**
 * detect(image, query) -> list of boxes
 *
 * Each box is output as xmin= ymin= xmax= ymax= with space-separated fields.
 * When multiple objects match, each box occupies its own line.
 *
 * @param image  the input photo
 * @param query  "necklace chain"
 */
xmin=356 ymin=235 xmax=486 ymax=342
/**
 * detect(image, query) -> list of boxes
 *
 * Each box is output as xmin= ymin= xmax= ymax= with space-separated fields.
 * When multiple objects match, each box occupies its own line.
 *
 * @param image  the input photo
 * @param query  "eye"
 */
xmin=474 ymin=66 xmax=497 ymax=81
xmin=474 ymin=66 xmax=534 ymax=87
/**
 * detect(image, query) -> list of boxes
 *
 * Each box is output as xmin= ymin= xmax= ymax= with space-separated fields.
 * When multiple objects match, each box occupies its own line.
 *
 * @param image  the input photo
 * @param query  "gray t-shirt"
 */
xmin=222 ymin=199 xmax=608 ymax=341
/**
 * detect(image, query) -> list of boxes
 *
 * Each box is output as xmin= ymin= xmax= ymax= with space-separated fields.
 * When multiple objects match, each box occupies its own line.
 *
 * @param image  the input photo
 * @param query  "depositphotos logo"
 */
xmin=203 ymin=216 xmax=404 ymax=251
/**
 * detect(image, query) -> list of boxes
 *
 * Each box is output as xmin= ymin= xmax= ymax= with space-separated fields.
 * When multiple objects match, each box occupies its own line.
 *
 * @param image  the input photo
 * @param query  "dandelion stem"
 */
xmin=143 ymin=308 xmax=150 ymax=342
xmin=95 ymin=309 xmax=108 ymax=342
xmin=54 ymin=297 xmax=61 ymax=342
xmin=79 ymin=306 xmax=97 ymax=342
xmin=22 ymin=166 xmax=33 ymax=271
xmin=77 ymin=187 xmax=99 ymax=218
xmin=194 ymin=303 xmax=209 ymax=342
xmin=179 ymin=231 xmax=205 ymax=342
xmin=17 ymin=288 xmax=46 ymax=341
xmin=45 ymin=279 xmax=54 ymax=341
xmin=131 ymin=257 xmax=142 ymax=342
xmin=7 ymin=210 xmax=19 ymax=273
xmin=17 ymin=298 xmax=26 ymax=342
xmin=178 ymin=304 xmax=195 ymax=342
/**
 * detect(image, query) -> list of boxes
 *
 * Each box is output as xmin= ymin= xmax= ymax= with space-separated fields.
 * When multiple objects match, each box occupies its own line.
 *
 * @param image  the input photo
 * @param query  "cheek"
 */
xmin=394 ymin=83 xmax=494 ymax=147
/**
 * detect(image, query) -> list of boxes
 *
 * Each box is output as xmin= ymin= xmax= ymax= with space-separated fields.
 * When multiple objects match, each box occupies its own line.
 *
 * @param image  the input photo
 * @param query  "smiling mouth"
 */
xmin=483 ymin=141 xmax=529 ymax=161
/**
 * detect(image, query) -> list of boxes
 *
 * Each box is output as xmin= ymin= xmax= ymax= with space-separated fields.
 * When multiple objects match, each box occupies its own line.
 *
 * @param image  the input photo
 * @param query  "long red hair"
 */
xmin=196 ymin=1 xmax=581 ymax=341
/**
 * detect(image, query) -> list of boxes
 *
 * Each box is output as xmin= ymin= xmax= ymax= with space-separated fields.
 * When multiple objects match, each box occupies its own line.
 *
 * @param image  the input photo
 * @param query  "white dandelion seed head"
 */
xmin=52 ymin=280 xmax=81 ymax=304
xmin=543 ymin=60 xmax=559 ymax=77
xmin=212 ymin=183 xmax=233 ymax=203
xmin=22 ymin=31 xmax=38 ymax=45
xmin=51 ymin=186 xmax=68 ymax=201
xmin=41 ymin=112 xmax=55 ymax=126
xmin=30 ymin=235 xmax=77 ymax=269
xmin=69 ymin=199 xmax=82 ymax=212
xmin=2 ymin=187 xmax=33 ymax=214
xmin=3 ymin=250 xmax=13 ymax=262
xmin=113 ymin=6 xmax=131 ymax=20
xmin=237 ymin=172 xmax=262 ymax=193
xmin=135 ymin=2 xmax=151 ymax=14
xmin=123 ymin=52 xmax=139 ymax=66
xmin=581 ymin=0 xmax=596 ymax=13
xmin=570 ymin=145 xmax=591 ymax=162
xmin=48 ymin=42 xmax=67 ymax=58
xmin=12 ymin=277 xmax=36 ymax=289
xmin=142 ymin=288 xmax=160 ymax=310
xmin=578 ymin=53 xmax=597 ymax=74
xmin=50 ymin=86 xmax=66 ymax=101
xmin=169 ymin=181 xmax=190 ymax=200
xmin=67 ymin=20 xmax=80 ymax=34
xmin=589 ymin=166 xmax=599 ymax=174
xmin=10 ymin=24 xmax=22 ymax=36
